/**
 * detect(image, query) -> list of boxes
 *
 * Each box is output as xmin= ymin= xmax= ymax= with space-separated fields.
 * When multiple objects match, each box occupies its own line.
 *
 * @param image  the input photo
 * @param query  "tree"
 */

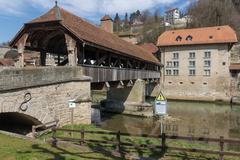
xmin=123 ymin=13 xmax=130 ymax=31
xmin=114 ymin=13 xmax=121 ymax=32
xmin=154 ymin=10 xmax=161 ymax=23
xmin=188 ymin=0 xmax=240 ymax=39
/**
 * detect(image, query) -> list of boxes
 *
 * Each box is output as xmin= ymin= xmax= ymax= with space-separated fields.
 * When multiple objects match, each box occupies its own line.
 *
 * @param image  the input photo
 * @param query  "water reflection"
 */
xmin=100 ymin=101 xmax=240 ymax=141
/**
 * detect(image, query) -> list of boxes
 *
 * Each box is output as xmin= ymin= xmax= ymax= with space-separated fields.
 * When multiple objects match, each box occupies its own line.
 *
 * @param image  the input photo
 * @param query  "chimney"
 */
xmin=100 ymin=15 xmax=113 ymax=33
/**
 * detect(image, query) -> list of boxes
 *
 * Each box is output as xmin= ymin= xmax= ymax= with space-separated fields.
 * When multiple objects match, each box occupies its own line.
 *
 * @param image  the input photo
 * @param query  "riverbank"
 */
xmin=1 ymin=124 xmax=240 ymax=159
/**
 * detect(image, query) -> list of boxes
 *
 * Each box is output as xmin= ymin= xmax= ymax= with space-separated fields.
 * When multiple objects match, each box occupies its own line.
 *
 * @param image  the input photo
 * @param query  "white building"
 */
xmin=164 ymin=8 xmax=180 ymax=25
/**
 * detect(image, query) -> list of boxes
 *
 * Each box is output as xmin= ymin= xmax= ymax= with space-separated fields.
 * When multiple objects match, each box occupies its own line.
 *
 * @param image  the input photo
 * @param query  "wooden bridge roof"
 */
xmin=22 ymin=6 xmax=160 ymax=64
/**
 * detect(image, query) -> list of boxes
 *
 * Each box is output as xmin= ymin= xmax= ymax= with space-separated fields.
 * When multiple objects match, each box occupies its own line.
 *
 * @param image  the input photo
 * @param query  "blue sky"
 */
xmin=0 ymin=0 xmax=193 ymax=43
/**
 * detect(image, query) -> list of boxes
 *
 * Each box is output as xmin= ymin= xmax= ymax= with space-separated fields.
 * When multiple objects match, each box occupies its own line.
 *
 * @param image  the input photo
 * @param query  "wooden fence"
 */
xmin=32 ymin=120 xmax=59 ymax=138
xmin=51 ymin=128 xmax=240 ymax=160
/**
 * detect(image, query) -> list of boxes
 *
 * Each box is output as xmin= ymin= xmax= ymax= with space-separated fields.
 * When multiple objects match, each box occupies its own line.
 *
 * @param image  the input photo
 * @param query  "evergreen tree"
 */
xmin=114 ymin=13 xmax=121 ymax=32
xmin=124 ymin=13 xmax=130 ymax=31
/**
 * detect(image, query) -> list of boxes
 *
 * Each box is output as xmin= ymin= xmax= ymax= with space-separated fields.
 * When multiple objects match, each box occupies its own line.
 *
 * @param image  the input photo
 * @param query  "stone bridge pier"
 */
xmin=101 ymin=79 xmax=160 ymax=116
xmin=0 ymin=67 xmax=92 ymax=127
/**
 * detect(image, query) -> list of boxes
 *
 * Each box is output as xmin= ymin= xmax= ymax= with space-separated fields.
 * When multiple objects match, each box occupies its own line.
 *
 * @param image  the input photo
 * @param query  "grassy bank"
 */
xmin=1 ymin=124 xmax=240 ymax=160
xmin=41 ymin=124 xmax=240 ymax=160
xmin=0 ymin=132 xmax=119 ymax=160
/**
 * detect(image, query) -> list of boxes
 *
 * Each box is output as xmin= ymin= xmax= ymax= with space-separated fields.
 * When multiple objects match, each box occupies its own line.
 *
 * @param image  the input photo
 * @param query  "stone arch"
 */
xmin=0 ymin=91 xmax=55 ymax=125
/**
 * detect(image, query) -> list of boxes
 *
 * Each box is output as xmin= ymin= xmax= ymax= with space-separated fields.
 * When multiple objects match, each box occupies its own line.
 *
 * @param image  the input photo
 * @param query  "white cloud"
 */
xmin=0 ymin=0 xmax=180 ymax=17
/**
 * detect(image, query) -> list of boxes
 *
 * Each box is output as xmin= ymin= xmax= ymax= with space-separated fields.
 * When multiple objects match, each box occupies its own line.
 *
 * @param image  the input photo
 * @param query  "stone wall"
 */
xmin=231 ymin=44 xmax=240 ymax=63
xmin=161 ymin=44 xmax=231 ymax=102
xmin=102 ymin=79 xmax=153 ymax=117
xmin=0 ymin=67 xmax=92 ymax=125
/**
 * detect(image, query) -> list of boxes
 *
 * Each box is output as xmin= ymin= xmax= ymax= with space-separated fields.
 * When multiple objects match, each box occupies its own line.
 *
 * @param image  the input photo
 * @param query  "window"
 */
xmin=204 ymin=51 xmax=211 ymax=58
xmin=173 ymin=61 xmax=179 ymax=67
xmin=189 ymin=69 xmax=196 ymax=76
xmin=176 ymin=36 xmax=182 ymax=42
xmin=204 ymin=69 xmax=211 ymax=76
xmin=189 ymin=61 xmax=195 ymax=67
xmin=173 ymin=53 xmax=179 ymax=59
xmin=204 ymin=60 xmax=211 ymax=67
xmin=189 ymin=52 xmax=195 ymax=59
xmin=166 ymin=70 xmax=172 ymax=75
xmin=173 ymin=69 xmax=179 ymax=76
xmin=166 ymin=61 xmax=172 ymax=68
xmin=222 ymin=62 xmax=226 ymax=66
xmin=186 ymin=35 xmax=193 ymax=41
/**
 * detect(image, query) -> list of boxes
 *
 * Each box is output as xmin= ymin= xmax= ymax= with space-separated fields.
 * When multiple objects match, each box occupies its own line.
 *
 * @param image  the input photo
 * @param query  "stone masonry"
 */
xmin=162 ymin=44 xmax=231 ymax=102
xmin=0 ymin=67 xmax=92 ymax=126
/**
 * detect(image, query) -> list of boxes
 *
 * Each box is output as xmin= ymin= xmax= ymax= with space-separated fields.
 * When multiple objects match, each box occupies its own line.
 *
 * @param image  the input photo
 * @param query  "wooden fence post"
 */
xmin=116 ymin=131 xmax=121 ymax=152
xmin=162 ymin=133 xmax=166 ymax=153
xmin=32 ymin=125 xmax=36 ymax=139
xmin=52 ymin=127 xmax=57 ymax=146
xmin=80 ymin=129 xmax=85 ymax=145
xmin=219 ymin=136 xmax=224 ymax=160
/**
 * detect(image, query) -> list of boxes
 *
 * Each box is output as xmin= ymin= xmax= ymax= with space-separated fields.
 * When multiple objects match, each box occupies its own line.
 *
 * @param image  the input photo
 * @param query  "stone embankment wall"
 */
xmin=0 ymin=67 xmax=92 ymax=125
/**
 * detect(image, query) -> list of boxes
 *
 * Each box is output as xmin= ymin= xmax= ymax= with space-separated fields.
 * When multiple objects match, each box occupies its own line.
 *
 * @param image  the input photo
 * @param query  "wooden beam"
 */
xmin=98 ymin=54 xmax=108 ymax=66
xmin=40 ymin=51 xmax=46 ymax=66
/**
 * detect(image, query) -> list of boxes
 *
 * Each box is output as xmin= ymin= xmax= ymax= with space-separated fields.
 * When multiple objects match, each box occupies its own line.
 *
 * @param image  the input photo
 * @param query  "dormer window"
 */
xmin=186 ymin=35 xmax=193 ymax=41
xmin=176 ymin=36 xmax=182 ymax=42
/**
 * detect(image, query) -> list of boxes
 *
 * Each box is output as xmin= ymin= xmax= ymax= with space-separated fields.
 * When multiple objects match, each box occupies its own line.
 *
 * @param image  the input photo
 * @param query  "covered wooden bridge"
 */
xmin=10 ymin=3 xmax=161 ymax=84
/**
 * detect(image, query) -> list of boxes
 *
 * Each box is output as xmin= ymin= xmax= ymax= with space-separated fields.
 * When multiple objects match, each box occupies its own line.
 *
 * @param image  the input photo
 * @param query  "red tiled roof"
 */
xmin=157 ymin=26 xmax=238 ymax=47
xmin=0 ymin=59 xmax=14 ymax=66
xmin=27 ymin=7 xmax=159 ymax=64
xmin=230 ymin=63 xmax=240 ymax=70
xmin=139 ymin=43 xmax=159 ymax=54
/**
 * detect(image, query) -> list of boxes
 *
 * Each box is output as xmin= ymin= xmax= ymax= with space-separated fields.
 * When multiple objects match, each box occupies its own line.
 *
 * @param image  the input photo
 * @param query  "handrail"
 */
xmin=80 ymin=64 xmax=160 ymax=72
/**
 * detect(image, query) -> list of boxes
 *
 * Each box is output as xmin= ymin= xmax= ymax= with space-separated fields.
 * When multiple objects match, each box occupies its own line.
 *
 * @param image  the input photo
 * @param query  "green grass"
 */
xmin=0 ymin=133 xmax=120 ymax=160
xmin=1 ymin=124 xmax=240 ymax=160
xmin=41 ymin=124 xmax=240 ymax=160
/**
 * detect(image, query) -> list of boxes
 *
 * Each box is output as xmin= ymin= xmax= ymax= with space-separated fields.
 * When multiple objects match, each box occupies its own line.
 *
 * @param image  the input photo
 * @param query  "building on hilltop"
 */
xmin=157 ymin=25 xmax=238 ymax=102
xmin=100 ymin=14 xmax=143 ymax=44
xmin=164 ymin=8 xmax=180 ymax=25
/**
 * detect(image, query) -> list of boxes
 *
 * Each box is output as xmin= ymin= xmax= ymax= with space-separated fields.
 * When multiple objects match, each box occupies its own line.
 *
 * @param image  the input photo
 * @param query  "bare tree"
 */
xmin=188 ymin=0 xmax=240 ymax=39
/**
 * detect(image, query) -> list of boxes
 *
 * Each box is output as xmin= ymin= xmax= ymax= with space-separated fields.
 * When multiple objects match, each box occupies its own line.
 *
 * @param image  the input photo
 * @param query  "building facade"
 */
xmin=164 ymin=8 xmax=180 ymax=25
xmin=157 ymin=26 xmax=238 ymax=102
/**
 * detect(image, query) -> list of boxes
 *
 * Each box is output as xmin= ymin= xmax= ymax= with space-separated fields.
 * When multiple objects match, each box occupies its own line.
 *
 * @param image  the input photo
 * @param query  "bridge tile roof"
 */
xmin=157 ymin=26 xmax=238 ymax=47
xmin=29 ymin=6 xmax=160 ymax=64
xmin=139 ymin=43 xmax=159 ymax=54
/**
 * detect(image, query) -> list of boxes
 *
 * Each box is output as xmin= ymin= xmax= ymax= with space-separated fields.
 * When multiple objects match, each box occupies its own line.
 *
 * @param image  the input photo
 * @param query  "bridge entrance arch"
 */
xmin=0 ymin=112 xmax=41 ymax=135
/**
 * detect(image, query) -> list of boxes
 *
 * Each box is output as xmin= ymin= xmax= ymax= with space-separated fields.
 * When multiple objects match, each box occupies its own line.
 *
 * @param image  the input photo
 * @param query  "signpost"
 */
xmin=154 ymin=92 xmax=167 ymax=135
xmin=68 ymin=100 xmax=76 ymax=125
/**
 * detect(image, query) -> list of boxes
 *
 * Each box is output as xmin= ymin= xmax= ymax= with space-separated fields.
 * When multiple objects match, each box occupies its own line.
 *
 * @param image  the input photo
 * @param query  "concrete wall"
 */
xmin=0 ymin=67 xmax=92 ymax=125
xmin=161 ymin=44 xmax=231 ymax=102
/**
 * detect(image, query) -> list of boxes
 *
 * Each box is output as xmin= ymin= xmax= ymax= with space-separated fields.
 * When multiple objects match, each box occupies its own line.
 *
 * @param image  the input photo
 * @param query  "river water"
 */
xmin=97 ymin=100 xmax=240 ymax=141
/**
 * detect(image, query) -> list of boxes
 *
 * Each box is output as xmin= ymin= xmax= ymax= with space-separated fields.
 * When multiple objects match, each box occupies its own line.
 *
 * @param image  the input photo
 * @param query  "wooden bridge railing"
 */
xmin=81 ymin=65 xmax=160 ymax=83
xmin=51 ymin=128 xmax=240 ymax=159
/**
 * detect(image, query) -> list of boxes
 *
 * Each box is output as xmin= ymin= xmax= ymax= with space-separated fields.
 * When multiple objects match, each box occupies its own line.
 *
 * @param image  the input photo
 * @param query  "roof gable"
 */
xmin=27 ymin=7 xmax=159 ymax=64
